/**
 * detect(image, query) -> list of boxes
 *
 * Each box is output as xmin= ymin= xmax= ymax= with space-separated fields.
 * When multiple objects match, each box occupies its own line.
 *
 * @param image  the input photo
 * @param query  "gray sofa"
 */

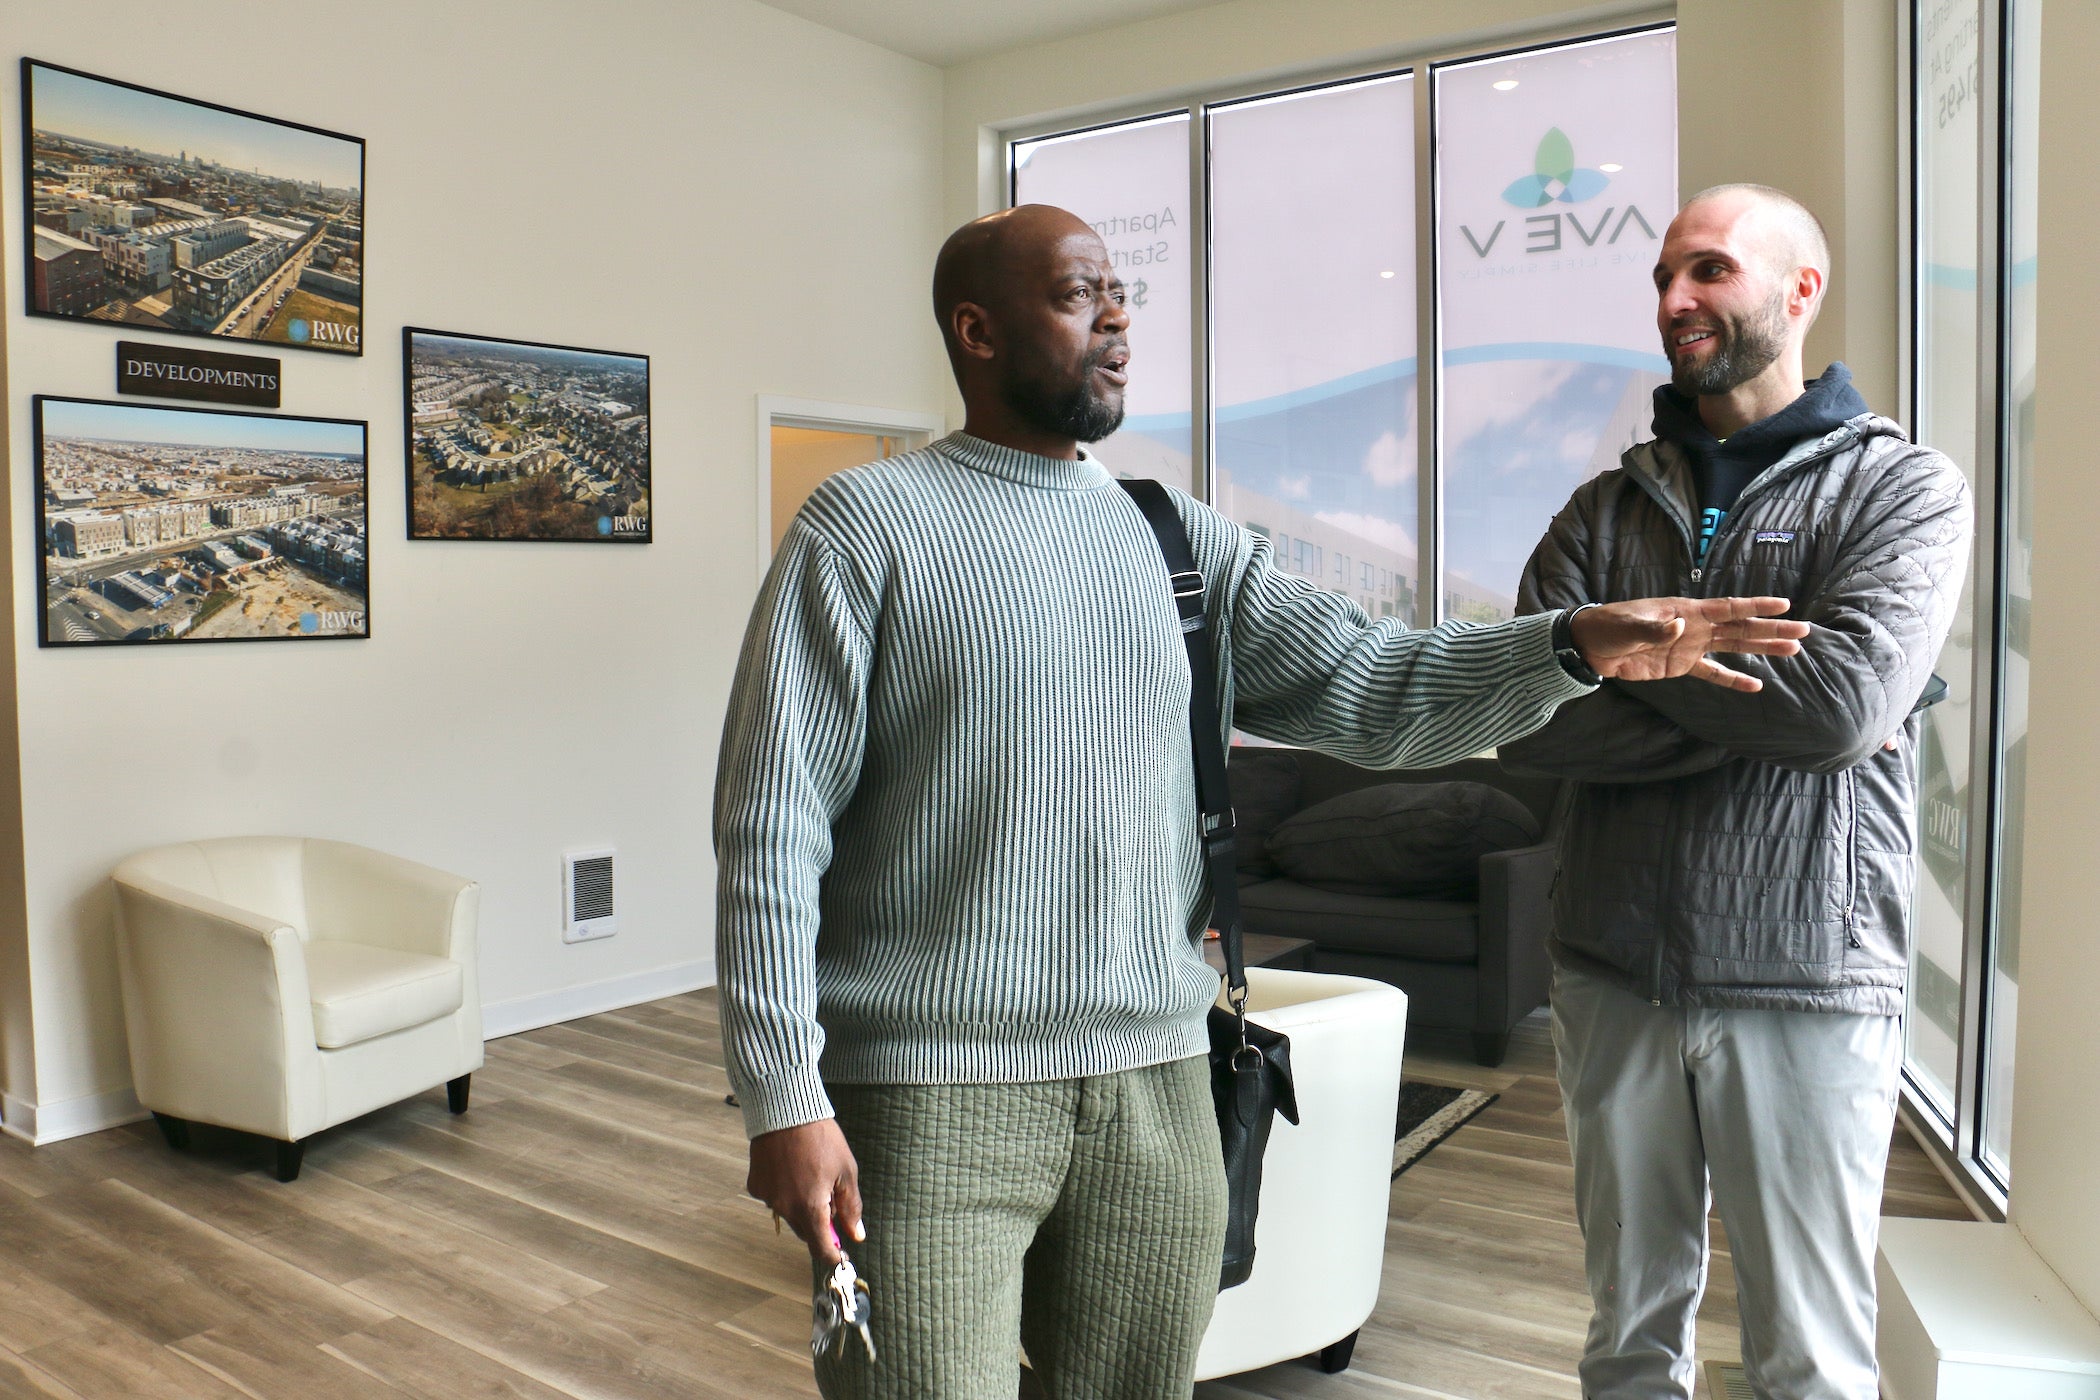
xmin=1229 ymin=747 xmax=1564 ymax=1067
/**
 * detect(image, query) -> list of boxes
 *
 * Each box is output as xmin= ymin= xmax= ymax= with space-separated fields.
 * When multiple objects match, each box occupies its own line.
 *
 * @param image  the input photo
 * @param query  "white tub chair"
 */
xmin=111 ymin=836 xmax=483 ymax=1181
xmin=1196 ymin=968 xmax=1409 ymax=1380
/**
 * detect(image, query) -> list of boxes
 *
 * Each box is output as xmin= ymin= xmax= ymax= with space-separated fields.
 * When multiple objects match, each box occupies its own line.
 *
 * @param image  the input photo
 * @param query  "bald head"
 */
xmin=1655 ymin=184 xmax=1831 ymax=422
xmin=1682 ymin=184 xmax=1831 ymax=299
xmin=932 ymin=204 xmax=1105 ymax=362
xmin=929 ymin=204 xmax=1131 ymax=452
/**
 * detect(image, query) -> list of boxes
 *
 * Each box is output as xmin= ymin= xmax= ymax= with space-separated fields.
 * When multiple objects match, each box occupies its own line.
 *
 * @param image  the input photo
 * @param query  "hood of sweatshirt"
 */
xmin=1651 ymin=361 xmax=1872 ymax=470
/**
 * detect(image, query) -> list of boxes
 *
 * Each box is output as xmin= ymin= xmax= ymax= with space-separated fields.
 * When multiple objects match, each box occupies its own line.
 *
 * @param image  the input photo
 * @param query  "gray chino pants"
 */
xmin=1551 ymin=964 xmax=1903 ymax=1400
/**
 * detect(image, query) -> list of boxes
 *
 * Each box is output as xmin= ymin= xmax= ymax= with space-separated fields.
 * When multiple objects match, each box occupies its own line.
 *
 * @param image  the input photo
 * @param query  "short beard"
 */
xmin=1001 ymin=349 xmax=1126 ymax=443
xmin=1670 ymin=285 xmax=1790 ymax=396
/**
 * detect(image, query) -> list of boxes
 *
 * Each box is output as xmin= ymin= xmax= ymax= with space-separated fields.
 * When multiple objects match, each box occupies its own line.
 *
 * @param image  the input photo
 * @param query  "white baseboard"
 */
xmin=3 ymin=1084 xmax=147 ymax=1146
xmin=481 ymin=958 xmax=716 ymax=1040
xmin=0 ymin=962 xmax=716 ymax=1147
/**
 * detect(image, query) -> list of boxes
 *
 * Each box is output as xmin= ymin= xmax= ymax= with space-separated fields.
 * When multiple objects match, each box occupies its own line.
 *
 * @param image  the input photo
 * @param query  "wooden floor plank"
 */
xmin=0 ymin=1245 xmax=112 ymax=1356
xmin=323 ymin=1317 xmax=580 ymax=1400
xmin=370 ymin=1168 xmax=773 ymax=1320
xmin=34 ymin=1179 xmax=392 ymax=1346
xmin=0 ymin=1181 xmax=240 ymax=1345
xmin=22 ymin=1325 xmax=251 ymax=1400
xmin=0 ymin=1349 xmax=90 ymax=1400
xmin=345 ymin=1268 xmax=801 ymax=1400
xmin=171 ymin=1322 xmax=415 ymax=1400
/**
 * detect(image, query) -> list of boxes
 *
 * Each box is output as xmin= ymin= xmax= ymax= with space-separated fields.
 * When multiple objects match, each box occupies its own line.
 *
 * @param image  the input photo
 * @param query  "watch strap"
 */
xmin=1552 ymin=604 xmax=1604 ymax=686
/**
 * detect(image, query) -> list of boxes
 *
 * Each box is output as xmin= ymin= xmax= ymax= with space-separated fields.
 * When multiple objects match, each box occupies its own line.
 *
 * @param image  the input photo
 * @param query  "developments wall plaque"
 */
xmin=117 ymin=341 xmax=282 ymax=409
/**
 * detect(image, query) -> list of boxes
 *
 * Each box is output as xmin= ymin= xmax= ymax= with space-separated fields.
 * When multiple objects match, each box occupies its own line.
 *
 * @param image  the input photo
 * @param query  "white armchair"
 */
xmin=1196 ymin=968 xmax=1409 ymax=1380
xmin=111 ymin=836 xmax=483 ymax=1181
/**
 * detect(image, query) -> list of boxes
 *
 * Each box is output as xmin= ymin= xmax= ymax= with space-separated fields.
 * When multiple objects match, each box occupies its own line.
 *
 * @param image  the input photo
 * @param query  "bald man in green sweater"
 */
xmin=714 ymin=204 xmax=1806 ymax=1400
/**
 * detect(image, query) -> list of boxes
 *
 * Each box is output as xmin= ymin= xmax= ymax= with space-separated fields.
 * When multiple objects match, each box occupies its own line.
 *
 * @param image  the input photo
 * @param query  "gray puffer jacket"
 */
xmin=1500 ymin=410 xmax=1971 ymax=1014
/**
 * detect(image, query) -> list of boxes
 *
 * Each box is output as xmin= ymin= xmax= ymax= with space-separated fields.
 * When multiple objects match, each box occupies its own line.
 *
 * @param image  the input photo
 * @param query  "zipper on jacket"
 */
xmin=1646 ymin=783 xmax=1679 ymax=1004
xmin=1843 ymin=768 xmax=1863 ymax=949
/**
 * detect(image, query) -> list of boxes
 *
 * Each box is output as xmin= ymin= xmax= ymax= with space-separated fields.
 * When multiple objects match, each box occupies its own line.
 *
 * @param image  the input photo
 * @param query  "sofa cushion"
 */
xmin=1226 ymin=748 xmax=1303 ymax=883
xmin=1241 ymin=878 xmax=1480 ymax=963
xmin=304 ymin=940 xmax=464 ymax=1049
xmin=1267 ymin=781 xmax=1541 ymax=898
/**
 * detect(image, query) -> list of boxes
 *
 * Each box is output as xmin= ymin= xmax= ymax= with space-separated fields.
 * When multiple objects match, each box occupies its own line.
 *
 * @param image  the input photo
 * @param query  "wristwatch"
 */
xmin=1551 ymin=604 xmax=1604 ymax=686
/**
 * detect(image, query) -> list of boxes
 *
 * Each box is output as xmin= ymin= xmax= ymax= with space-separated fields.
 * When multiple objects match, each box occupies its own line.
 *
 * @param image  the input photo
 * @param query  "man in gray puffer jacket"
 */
xmin=1501 ymin=185 xmax=1972 ymax=1400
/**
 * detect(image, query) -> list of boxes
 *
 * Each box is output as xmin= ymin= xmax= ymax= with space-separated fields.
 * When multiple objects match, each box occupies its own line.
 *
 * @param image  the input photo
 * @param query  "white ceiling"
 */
xmin=760 ymin=0 xmax=1229 ymax=67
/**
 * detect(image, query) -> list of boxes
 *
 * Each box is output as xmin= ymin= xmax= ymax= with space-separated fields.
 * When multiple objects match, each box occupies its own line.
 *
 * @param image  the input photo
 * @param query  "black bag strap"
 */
xmin=1117 ymin=479 xmax=1248 ymax=1021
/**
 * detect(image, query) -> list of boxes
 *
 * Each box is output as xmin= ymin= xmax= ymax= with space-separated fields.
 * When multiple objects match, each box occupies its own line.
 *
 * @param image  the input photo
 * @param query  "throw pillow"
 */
xmin=1267 ymin=781 xmax=1542 ymax=898
xmin=1226 ymin=748 xmax=1302 ymax=883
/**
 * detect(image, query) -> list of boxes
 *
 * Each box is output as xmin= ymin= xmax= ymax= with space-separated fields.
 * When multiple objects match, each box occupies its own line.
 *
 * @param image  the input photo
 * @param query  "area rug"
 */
xmin=1391 ymin=1081 xmax=1498 ymax=1178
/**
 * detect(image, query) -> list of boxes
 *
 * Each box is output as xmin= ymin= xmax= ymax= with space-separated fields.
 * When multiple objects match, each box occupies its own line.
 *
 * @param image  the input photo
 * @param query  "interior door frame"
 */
xmin=755 ymin=396 xmax=944 ymax=582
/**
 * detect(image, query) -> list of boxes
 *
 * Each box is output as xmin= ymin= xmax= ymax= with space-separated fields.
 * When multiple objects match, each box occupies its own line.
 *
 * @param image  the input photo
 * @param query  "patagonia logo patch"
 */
xmin=1755 ymin=530 xmax=1797 ymax=545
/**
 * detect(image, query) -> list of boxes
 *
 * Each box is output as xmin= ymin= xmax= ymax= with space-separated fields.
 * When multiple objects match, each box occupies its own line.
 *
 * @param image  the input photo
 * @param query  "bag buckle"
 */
xmin=1168 ymin=569 xmax=1204 ymax=601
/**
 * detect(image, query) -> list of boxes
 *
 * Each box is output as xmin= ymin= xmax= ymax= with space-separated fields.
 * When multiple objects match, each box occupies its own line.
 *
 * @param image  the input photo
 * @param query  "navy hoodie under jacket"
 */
xmin=1653 ymin=362 xmax=1871 ymax=563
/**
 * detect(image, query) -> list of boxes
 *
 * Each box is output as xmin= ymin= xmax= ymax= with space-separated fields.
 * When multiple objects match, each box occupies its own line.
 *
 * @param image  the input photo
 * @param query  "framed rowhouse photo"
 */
xmin=22 ymin=59 xmax=364 ymax=354
xmin=404 ymin=327 xmax=651 ymax=542
xmin=34 ymin=395 xmax=369 ymax=647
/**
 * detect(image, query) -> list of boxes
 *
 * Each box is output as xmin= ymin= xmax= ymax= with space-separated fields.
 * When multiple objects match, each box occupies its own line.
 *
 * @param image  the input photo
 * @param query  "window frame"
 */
xmin=1896 ymin=0 xmax=2025 ymax=1219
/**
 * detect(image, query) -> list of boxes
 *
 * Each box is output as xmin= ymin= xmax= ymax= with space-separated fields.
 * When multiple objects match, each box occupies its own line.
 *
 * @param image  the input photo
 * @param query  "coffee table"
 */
xmin=1202 ymin=932 xmax=1316 ymax=974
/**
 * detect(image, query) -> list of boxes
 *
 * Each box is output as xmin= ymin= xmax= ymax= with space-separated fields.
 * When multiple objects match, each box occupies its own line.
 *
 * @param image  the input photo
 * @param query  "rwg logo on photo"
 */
xmin=598 ymin=514 xmax=647 ymax=536
xmin=285 ymin=317 xmax=359 ymax=348
xmin=1502 ymin=127 xmax=1612 ymax=208
xmin=299 ymin=609 xmax=364 ymax=634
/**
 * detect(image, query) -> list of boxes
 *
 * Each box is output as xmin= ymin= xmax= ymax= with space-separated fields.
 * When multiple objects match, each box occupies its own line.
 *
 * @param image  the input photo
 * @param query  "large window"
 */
xmin=1006 ymin=23 xmax=1676 ymax=628
xmin=1211 ymin=74 xmax=1418 ymax=619
xmin=1907 ymin=0 xmax=1982 ymax=1140
xmin=1437 ymin=32 xmax=1677 ymax=622
xmin=1905 ymin=0 xmax=2039 ymax=1202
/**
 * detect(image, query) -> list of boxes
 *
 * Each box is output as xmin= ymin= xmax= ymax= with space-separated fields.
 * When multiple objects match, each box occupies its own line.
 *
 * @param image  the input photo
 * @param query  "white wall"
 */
xmin=2 ymin=0 xmax=947 ymax=1137
xmin=2008 ymin=0 xmax=2100 ymax=1317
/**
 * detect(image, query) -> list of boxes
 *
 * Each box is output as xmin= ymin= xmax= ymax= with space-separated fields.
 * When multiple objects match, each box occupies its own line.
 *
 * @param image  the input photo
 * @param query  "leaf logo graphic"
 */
xmin=1501 ymin=127 xmax=1611 ymax=208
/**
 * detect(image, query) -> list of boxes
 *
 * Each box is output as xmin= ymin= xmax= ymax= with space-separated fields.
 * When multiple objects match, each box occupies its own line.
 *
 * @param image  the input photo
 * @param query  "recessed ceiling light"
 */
xmin=1599 ymin=162 xmax=1624 ymax=172
xmin=1380 ymin=270 xmax=1395 ymax=279
xmin=1493 ymin=79 xmax=1519 ymax=91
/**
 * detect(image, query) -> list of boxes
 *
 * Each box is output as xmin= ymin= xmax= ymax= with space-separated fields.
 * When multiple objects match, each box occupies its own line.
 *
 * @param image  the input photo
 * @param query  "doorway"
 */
xmin=755 ymin=397 xmax=942 ymax=576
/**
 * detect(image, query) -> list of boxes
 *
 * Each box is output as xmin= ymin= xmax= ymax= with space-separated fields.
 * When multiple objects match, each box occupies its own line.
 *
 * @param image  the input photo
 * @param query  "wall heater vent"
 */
xmin=563 ymin=849 xmax=617 ymax=943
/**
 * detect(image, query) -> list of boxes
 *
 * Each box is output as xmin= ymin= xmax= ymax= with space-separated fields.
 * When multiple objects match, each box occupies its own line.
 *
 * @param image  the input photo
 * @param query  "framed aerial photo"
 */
xmin=404 ymin=327 xmax=652 ymax=543
xmin=34 ymin=396 xmax=369 ymax=647
xmin=22 ymin=59 xmax=364 ymax=354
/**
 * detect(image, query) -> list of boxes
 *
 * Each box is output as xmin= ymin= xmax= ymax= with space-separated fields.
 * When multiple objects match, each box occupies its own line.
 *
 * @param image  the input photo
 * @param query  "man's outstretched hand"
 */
xmin=1569 ymin=597 xmax=1809 ymax=692
xmin=748 ymin=1117 xmax=863 ymax=1266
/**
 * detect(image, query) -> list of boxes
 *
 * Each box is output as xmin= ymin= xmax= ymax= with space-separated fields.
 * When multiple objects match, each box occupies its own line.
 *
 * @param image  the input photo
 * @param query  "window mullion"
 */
xmin=1944 ymin=0 xmax=2007 ymax=1184
xmin=1189 ymin=106 xmax=1213 ymax=506
xmin=1416 ymin=63 xmax=1443 ymax=627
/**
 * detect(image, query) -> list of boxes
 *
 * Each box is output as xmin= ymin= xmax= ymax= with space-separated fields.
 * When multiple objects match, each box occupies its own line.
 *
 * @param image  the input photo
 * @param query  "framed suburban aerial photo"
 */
xmin=34 ymin=396 xmax=369 ymax=647
xmin=22 ymin=59 xmax=364 ymax=354
xmin=404 ymin=327 xmax=652 ymax=542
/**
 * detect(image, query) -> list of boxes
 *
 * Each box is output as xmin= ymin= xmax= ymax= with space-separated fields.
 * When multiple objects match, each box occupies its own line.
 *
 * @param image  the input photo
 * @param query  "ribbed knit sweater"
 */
xmin=714 ymin=432 xmax=1592 ymax=1137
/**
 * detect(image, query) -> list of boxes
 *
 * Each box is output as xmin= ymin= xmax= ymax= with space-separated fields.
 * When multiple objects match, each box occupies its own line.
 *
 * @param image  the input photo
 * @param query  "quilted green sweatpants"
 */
xmin=816 ymin=1054 xmax=1227 ymax=1400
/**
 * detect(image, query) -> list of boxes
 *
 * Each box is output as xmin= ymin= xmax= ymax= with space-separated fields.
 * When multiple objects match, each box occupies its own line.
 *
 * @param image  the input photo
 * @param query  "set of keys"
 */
xmin=812 ymin=1257 xmax=876 ymax=1362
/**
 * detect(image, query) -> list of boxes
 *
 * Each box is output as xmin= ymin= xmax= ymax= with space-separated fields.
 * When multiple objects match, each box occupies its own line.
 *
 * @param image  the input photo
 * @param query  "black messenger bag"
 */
xmin=1120 ymin=478 xmax=1300 ymax=1292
